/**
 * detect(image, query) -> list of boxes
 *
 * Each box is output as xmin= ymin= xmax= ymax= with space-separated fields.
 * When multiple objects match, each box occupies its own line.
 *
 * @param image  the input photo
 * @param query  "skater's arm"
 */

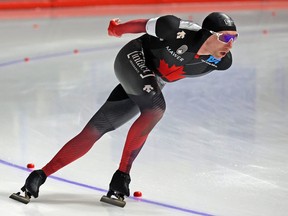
xmin=146 ymin=15 xmax=201 ymax=40
xmin=107 ymin=15 xmax=200 ymax=39
xmin=107 ymin=16 xmax=179 ymax=38
xmin=108 ymin=18 xmax=148 ymax=37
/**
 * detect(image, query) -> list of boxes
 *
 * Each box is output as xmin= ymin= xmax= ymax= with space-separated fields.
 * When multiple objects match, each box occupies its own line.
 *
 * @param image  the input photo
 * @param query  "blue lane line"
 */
xmin=0 ymin=59 xmax=25 ymax=67
xmin=0 ymin=158 xmax=215 ymax=216
xmin=0 ymin=45 xmax=121 ymax=68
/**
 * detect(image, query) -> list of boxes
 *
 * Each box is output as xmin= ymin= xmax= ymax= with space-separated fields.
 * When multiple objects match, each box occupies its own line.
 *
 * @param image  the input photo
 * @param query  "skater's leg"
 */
xmin=108 ymin=40 xmax=166 ymax=197
xmin=41 ymin=123 xmax=103 ymax=176
xmin=42 ymin=84 xmax=139 ymax=176
xmin=107 ymin=92 xmax=166 ymax=197
xmin=118 ymin=92 xmax=166 ymax=174
xmin=14 ymin=85 xmax=139 ymax=201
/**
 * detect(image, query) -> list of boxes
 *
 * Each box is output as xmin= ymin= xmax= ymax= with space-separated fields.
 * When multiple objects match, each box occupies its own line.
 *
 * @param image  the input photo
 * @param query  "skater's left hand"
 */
xmin=108 ymin=18 xmax=122 ymax=37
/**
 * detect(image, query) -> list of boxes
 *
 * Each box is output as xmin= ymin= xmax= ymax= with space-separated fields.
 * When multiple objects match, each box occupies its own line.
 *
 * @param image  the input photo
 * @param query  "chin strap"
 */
xmin=108 ymin=18 xmax=148 ymax=37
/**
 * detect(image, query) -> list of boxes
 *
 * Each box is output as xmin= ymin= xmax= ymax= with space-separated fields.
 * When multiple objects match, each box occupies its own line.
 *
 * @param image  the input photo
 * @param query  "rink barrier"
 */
xmin=0 ymin=1 xmax=287 ymax=19
xmin=0 ymin=0 xmax=288 ymax=10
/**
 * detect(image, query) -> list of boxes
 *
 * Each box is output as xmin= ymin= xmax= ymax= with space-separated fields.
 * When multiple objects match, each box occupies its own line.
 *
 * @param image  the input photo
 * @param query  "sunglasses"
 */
xmin=210 ymin=31 xmax=239 ymax=44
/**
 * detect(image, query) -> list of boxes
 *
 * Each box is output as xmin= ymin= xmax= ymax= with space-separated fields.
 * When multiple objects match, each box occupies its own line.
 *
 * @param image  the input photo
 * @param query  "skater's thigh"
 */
xmin=89 ymin=84 xmax=140 ymax=130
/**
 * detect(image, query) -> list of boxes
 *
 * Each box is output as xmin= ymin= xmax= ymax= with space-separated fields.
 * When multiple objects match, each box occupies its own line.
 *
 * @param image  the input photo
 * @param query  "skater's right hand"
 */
xmin=108 ymin=18 xmax=122 ymax=37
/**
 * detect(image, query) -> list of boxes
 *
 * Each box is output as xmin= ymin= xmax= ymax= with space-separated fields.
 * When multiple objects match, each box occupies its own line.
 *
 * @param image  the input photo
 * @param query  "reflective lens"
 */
xmin=218 ymin=33 xmax=238 ymax=43
xmin=210 ymin=31 xmax=239 ymax=44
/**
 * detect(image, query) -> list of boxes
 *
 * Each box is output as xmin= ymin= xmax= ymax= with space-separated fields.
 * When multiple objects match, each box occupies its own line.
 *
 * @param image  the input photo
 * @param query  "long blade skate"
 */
xmin=100 ymin=190 xmax=126 ymax=207
xmin=9 ymin=187 xmax=31 ymax=204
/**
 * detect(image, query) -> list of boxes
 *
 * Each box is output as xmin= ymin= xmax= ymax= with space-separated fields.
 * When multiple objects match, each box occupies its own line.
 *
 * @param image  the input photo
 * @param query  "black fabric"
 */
xmin=24 ymin=170 xmax=47 ymax=198
xmin=136 ymin=15 xmax=233 ymax=82
xmin=155 ymin=15 xmax=181 ymax=40
xmin=109 ymin=170 xmax=131 ymax=196
xmin=114 ymin=39 xmax=162 ymax=96
xmin=202 ymin=12 xmax=237 ymax=32
xmin=107 ymin=84 xmax=129 ymax=101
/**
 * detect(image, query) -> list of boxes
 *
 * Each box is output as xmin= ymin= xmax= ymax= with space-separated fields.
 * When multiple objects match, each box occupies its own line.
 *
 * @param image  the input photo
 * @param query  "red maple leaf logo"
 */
xmin=157 ymin=59 xmax=186 ymax=82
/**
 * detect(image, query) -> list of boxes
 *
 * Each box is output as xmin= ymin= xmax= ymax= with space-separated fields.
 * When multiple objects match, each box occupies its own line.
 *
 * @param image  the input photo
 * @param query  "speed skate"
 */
xmin=9 ymin=186 xmax=31 ymax=204
xmin=100 ymin=190 xmax=126 ymax=207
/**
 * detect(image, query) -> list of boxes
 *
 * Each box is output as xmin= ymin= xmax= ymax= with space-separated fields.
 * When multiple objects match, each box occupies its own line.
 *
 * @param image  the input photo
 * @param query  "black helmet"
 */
xmin=202 ymin=12 xmax=237 ymax=32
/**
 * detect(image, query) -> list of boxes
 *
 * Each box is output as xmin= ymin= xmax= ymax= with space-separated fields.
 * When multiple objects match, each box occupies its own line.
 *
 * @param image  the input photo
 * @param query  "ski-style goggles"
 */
xmin=210 ymin=31 xmax=239 ymax=44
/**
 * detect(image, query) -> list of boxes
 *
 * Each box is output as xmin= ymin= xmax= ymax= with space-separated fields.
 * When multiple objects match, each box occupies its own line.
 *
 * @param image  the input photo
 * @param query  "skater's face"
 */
xmin=205 ymin=30 xmax=238 ymax=59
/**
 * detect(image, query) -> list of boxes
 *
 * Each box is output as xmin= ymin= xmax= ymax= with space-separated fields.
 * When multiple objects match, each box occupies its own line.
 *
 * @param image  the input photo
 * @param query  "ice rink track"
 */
xmin=0 ymin=2 xmax=288 ymax=216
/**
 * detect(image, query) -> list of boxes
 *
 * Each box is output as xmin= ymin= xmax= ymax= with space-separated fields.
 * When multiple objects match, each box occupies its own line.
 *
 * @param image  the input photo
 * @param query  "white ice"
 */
xmin=0 ymin=6 xmax=287 ymax=216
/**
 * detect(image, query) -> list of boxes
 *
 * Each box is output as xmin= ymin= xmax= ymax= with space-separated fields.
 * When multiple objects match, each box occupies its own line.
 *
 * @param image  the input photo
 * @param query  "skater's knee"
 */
xmin=80 ymin=123 xmax=110 ymax=142
xmin=152 ymin=96 xmax=166 ymax=118
xmin=141 ymin=106 xmax=165 ymax=125
xmin=131 ymin=91 xmax=166 ymax=114
xmin=141 ymin=93 xmax=166 ymax=120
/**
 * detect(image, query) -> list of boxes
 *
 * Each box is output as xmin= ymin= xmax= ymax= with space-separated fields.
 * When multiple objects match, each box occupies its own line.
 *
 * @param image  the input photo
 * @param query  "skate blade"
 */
xmin=100 ymin=195 xmax=126 ymax=208
xmin=9 ymin=192 xmax=30 ymax=204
